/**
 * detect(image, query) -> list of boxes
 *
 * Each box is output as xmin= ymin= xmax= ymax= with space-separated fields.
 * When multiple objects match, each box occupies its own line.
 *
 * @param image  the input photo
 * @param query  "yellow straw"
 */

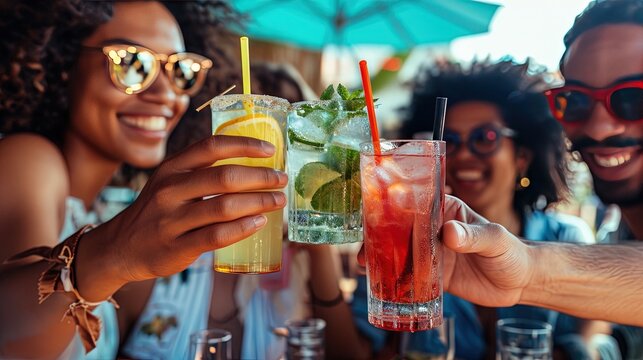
xmin=240 ymin=36 xmax=251 ymax=95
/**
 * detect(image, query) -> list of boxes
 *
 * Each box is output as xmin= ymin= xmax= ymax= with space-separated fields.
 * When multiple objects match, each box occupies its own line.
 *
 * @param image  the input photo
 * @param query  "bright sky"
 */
xmin=451 ymin=0 xmax=594 ymax=70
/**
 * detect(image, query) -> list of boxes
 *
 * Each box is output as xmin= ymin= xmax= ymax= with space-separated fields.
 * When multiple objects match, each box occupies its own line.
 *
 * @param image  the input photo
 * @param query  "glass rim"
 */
xmin=209 ymin=93 xmax=290 ymax=111
xmin=190 ymin=329 xmax=233 ymax=344
xmin=291 ymin=99 xmax=363 ymax=106
xmin=359 ymin=139 xmax=446 ymax=155
xmin=285 ymin=318 xmax=327 ymax=331
xmin=497 ymin=318 xmax=553 ymax=335
xmin=290 ymin=99 xmax=372 ymax=115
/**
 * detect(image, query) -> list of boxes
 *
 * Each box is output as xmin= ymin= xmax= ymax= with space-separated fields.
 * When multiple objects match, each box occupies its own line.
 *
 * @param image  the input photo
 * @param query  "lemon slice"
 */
xmin=214 ymin=114 xmax=284 ymax=169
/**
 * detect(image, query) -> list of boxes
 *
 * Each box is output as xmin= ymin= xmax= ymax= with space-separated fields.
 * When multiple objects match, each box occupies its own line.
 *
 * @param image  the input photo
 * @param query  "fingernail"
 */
xmin=253 ymin=215 xmax=267 ymax=228
xmin=273 ymin=192 xmax=286 ymax=206
xmin=277 ymin=171 xmax=288 ymax=185
xmin=262 ymin=141 xmax=275 ymax=155
xmin=453 ymin=222 xmax=467 ymax=248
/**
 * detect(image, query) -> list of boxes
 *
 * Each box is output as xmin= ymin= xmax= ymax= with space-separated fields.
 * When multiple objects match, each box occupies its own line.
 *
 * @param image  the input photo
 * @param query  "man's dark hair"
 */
xmin=401 ymin=59 xmax=569 ymax=214
xmin=561 ymin=0 xmax=643 ymax=69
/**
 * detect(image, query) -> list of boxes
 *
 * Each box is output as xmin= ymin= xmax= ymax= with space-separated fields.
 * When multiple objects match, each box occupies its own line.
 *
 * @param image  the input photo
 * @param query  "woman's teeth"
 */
xmin=120 ymin=116 xmax=167 ymax=131
xmin=455 ymin=170 xmax=483 ymax=181
xmin=593 ymin=152 xmax=632 ymax=168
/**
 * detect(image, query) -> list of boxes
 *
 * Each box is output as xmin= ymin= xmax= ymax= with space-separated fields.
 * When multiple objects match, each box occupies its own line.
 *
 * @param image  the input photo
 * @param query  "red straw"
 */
xmin=359 ymin=60 xmax=381 ymax=156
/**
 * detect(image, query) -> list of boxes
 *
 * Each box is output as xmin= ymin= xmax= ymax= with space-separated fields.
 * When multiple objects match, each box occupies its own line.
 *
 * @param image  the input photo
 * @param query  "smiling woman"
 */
xmin=0 ymin=2 xmax=290 ymax=360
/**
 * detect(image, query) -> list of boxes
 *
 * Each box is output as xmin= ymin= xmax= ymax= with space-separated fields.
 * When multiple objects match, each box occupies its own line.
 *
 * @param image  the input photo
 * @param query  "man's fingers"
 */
xmin=442 ymin=220 xmax=516 ymax=258
xmin=444 ymin=195 xmax=489 ymax=225
xmin=162 ymin=135 xmax=275 ymax=173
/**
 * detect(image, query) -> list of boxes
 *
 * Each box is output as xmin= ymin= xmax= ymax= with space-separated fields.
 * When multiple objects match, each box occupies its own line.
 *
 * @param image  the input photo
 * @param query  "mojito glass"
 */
xmin=287 ymin=99 xmax=371 ymax=244
xmin=360 ymin=140 xmax=446 ymax=331
xmin=211 ymin=94 xmax=288 ymax=274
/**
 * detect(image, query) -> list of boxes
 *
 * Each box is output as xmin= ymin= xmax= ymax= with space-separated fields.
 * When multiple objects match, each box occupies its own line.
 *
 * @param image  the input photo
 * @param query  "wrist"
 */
xmin=519 ymin=243 xmax=554 ymax=307
xmin=74 ymin=223 xmax=127 ymax=302
xmin=309 ymin=282 xmax=344 ymax=307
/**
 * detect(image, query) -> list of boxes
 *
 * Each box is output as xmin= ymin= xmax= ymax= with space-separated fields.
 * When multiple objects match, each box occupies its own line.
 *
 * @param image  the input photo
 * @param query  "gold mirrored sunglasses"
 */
xmin=84 ymin=44 xmax=213 ymax=96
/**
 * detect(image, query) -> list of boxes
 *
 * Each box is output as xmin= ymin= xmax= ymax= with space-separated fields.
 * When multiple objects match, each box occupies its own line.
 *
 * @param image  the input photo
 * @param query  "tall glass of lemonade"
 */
xmin=211 ymin=94 xmax=288 ymax=273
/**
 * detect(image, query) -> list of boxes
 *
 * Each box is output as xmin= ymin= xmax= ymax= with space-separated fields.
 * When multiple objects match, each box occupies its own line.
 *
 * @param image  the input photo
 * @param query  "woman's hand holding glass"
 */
xmin=75 ymin=135 xmax=288 ymax=301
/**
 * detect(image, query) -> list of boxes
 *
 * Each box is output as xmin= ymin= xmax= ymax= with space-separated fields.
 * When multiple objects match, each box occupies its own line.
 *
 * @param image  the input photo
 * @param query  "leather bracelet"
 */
xmin=6 ymin=224 xmax=119 ymax=353
xmin=308 ymin=282 xmax=344 ymax=307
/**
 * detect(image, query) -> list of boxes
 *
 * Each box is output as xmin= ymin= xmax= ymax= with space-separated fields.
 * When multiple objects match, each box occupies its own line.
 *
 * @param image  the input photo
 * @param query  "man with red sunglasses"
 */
xmin=359 ymin=0 xmax=643 ymax=334
xmin=549 ymin=0 xmax=643 ymax=354
xmin=546 ymin=3 xmax=643 ymax=216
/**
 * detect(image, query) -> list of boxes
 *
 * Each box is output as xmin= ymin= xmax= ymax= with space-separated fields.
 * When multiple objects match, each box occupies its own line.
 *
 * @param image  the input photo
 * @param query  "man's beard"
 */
xmin=592 ymin=176 xmax=643 ymax=207
xmin=572 ymin=135 xmax=643 ymax=207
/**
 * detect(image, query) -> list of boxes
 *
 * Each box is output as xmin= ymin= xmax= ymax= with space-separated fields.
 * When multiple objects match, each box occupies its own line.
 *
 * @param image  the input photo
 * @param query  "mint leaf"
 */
xmin=348 ymin=89 xmax=363 ymax=100
xmin=344 ymin=98 xmax=366 ymax=111
xmin=346 ymin=110 xmax=368 ymax=120
xmin=297 ymin=103 xmax=324 ymax=118
xmin=300 ymin=84 xmax=370 ymax=135
xmin=320 ymin=85 xmax=334 ymax=100
xmin=337 ymin=84 xmax=350 ymax=100
xmin=319 ymin=100 xmax=340 ymax=133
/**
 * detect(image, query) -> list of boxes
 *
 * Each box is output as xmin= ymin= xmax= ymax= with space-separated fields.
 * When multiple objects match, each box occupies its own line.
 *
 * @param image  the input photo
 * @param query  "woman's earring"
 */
xmin=517 ymin=171 xmax=530 ymax=190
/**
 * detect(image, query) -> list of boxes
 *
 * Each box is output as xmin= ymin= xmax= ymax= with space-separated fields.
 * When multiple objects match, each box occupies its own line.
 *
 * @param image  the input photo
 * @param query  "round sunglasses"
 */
xmin=84 ymin=44 xmax=213 ymax=96
xmin=442 ymin=124 xmax=516 ymax=157
xmin=545 ymin=79 xmax=643 ymax=124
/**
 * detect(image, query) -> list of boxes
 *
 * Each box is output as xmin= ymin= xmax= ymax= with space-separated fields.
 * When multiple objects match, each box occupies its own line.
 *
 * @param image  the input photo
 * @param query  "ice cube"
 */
xmin=360 ymin=159 xmax=400 ymax=197
xmin=393 ymin=141 xmax=433 ymax=155
xmin=376 ymin=158 xmax=405 ymax=183
xmin=288 ymin=116 xmax=328 ymax=145
xmin=391 ymin=143 xmax=439 ymax=181
xmin=332 ymin=114 xmax=371 ymax=143
xmin=388 ymin=182 xmax=415 ymax=211
xmin=306 ymin=109 xmax=333 ymax=128
xmin=360 ymin=162 xmax=380 ymax=195
xmin=394 ymin=156 xmax=435 ymax=182
xmin=330 ymin=136 xmax=361 ymax=151
xmin=379 ymin=141 xmax=397 ymax=153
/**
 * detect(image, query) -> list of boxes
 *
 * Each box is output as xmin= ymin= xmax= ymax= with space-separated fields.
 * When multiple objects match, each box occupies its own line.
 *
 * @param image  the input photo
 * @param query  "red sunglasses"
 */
xmin=545 ymin=79 xmax=643 ymax=124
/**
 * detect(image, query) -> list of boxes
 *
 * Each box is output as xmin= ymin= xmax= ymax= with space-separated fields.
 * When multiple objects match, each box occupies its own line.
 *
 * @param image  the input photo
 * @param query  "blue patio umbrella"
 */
xmin=231 ymin=0 xmax=500 ymax=50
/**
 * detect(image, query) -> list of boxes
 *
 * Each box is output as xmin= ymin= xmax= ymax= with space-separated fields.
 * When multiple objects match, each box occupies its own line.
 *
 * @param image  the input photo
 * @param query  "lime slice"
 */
xmin=287 ymin=116 xmax=327 ymax=148
xmin=288 ymin=128 xmax=325 ymax=148
xmin=325 ymin=144 xmax=360 ymax=178
xmin=310 ymin=177 xmax=361 ymax=213
xmin=294 ymin=162 xmax=341 ymax=198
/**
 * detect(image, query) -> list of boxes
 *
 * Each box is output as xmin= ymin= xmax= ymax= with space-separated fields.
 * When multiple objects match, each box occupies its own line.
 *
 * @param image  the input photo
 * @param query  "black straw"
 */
xmin=432 ymin=97 xmax=447 ymax=141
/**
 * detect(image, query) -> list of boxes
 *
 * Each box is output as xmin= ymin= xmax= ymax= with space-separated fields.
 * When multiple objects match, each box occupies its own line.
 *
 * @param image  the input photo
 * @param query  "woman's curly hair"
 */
xmin=0 ymin=0 xmax=242 ymax=170
xmin=400 ymin=58 xmax=569 ymax=213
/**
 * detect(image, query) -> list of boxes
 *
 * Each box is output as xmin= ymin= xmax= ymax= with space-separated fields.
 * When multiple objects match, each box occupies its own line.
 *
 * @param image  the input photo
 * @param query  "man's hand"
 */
xmin=358 ymin=195 xmax=534 ymax=308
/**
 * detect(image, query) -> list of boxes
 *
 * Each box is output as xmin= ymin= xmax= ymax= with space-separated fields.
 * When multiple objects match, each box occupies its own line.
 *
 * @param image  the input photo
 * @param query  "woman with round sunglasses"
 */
xmin=350 ymin=59 xmax=609 ymax=359
xmin=0 ymin=2 xmax=288 ymax=359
